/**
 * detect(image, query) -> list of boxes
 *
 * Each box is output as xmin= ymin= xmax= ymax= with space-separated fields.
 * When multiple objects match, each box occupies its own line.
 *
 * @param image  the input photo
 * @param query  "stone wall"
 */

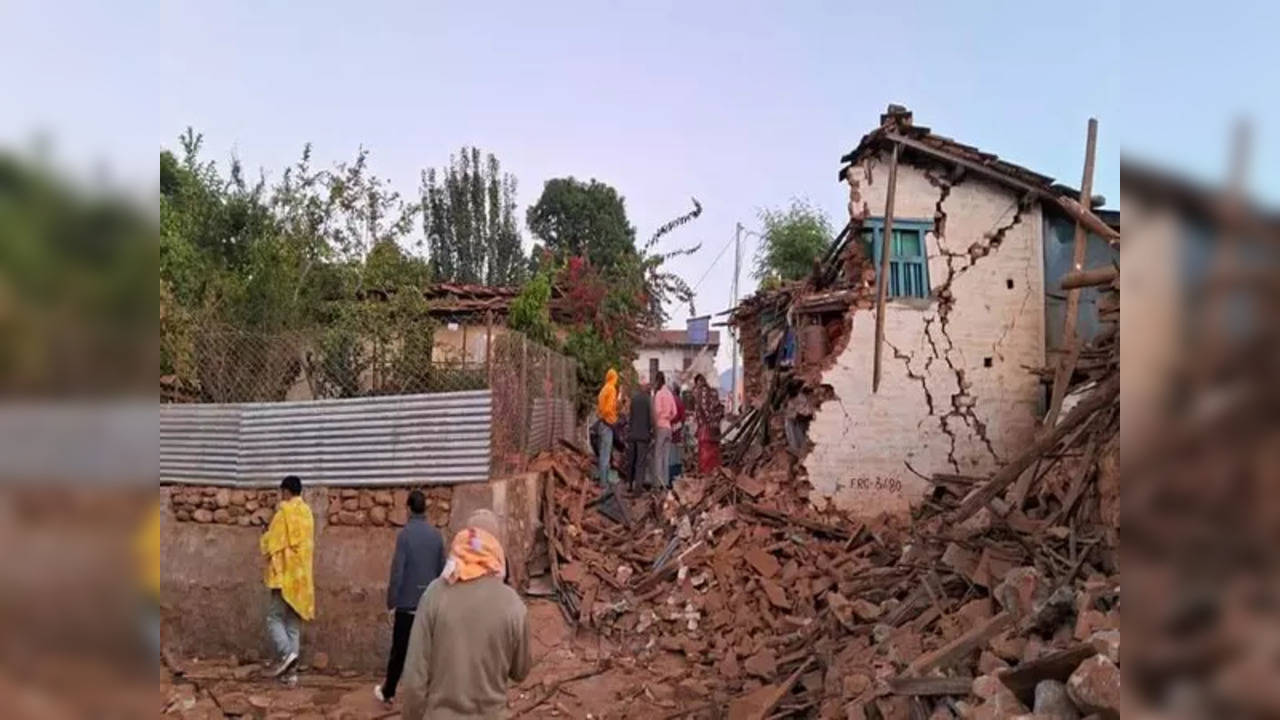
xmin=160 ymin=473 xmax=540 ymax=671
xmin=167 ymin=486 xmax=453 ymax=529
xmin=804 ymin=155 xmax=1046 ymax=518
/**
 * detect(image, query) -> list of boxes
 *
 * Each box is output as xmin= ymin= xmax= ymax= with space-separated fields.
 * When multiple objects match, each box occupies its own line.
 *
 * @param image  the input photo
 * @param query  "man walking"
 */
xmin=625 ymin=381 xmax=654 ymax=491
xmin=400 ymin=509 xmax=531 ymax=719
xmin=651 ymin=372 xmax=678 ymax=489
xmin=595 ymin=368 xmax=621 ymax=486
xmin=375 ymin=490 xmax=446 ymax=706
xmin=259 ymin=475 xmax=314 ymax=685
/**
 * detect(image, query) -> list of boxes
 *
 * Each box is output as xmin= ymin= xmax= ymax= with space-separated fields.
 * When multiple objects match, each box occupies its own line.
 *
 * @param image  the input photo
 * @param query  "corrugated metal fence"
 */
xmin=160 ymin=390 xmax=492 ymax=486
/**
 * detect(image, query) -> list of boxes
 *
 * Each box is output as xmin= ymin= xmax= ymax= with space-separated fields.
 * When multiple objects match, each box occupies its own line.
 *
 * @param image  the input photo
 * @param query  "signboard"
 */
xmin=686 ymin=315 xmax=711 ymax=345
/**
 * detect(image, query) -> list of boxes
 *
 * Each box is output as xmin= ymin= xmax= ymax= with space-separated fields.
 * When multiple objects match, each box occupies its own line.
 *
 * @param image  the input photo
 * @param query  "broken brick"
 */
xmin=1066 ymin=655 xmax=1119 ymax=718
xmin=743 ymin=649 xmax=778 ymax=679
xmin=744 ymin=547 xmax=781 ymax=579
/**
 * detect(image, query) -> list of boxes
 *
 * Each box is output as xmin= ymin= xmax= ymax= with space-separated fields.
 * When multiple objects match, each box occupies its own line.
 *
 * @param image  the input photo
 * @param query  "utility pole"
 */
xmin=730 ymin=222 xmax=742 ymax=413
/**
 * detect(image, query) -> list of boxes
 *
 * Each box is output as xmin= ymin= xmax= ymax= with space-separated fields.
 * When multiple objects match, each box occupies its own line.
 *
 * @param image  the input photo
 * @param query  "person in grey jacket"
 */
xmin=375 ymin=490 xmax=446 ymax=705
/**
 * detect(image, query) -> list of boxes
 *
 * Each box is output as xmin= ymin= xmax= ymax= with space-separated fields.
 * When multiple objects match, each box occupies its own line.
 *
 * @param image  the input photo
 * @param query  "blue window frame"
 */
xmin=859 ymin=219 xmax=932 ymax=299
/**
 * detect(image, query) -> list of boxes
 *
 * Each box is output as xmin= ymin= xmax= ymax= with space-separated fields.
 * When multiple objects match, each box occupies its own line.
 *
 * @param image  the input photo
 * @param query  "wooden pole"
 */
xmin=872 ymin=142 xmax=901 ymax=393
xmin=1059 ymin=265 xmax=1116 ymax=290
xmin=1044 ymin=118 xmax=1098 ymax=427
xmin=485 ymin=311 xmax=494 ymax=383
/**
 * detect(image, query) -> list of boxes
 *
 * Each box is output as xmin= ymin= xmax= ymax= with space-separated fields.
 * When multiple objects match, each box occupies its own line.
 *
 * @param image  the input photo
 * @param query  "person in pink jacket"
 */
xmin=651 ymin=372 xmax=678 ymax=489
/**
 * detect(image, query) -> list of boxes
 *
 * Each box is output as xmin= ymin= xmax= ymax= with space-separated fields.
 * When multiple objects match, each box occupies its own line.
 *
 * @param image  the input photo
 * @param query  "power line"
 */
xmin=691 ymin=228 xmax=738 ymax=291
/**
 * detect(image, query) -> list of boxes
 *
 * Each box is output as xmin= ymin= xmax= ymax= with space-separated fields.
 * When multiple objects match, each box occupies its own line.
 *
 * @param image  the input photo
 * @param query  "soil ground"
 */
xmin=162 ymin=599 xmax=696 ymax=719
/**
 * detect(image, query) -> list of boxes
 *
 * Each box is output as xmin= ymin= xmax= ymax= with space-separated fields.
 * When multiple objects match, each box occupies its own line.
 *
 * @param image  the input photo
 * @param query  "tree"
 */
xmin=160 ymin=129 xmax=433 ymax=400
xmin=421 ymin=147 xmax=525 ymax=286
xmin=517 ymin=184 xmax=702 ymax=409
xmin=752 ymin=199 xmax=833 ymax=283
xmin=526 ymin=178 xmax=636 ymax=271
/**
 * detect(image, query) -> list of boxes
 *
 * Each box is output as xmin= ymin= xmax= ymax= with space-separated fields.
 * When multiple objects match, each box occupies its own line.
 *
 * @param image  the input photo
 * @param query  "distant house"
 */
xmin=632 ymin=316 xmax=720 ymax=390
xmin=418 ymin=282 xmax=576 ymax=365
xmin=729 ymin=105 xmax=1119 ymax=518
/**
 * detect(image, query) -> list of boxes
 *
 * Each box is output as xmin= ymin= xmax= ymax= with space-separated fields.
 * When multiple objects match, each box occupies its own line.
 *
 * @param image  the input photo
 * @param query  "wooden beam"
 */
xmin=1044 ymin=119 xmax=1099 ymax=428
xmin=883 ymin=131 xmax=1118 ymax=242
xmin=889 ymin=676 xmax=975 ymax=696
xmin=872 ymin=142 xmax=900 ymax=394
xmin=1059 ymin=265 xmax=1117 ymax=290
xmin=997 ymin=643 xmax=1096 ymax=707
xmin=901 ymin=611 xmax=1012 ymax=676
xmin=951 ymin=374 xmax=1117 ymax=524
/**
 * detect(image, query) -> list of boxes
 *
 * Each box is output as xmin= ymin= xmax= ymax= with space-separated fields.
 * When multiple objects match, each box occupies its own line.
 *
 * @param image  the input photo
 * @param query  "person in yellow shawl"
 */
xmin=400 ymin=509 xmax=531 ymax=719
xmin=259 ymin=475 xmax=315 ymax=683
xmin=136 ymin=500 xmax=161 ymax=663
xmin=596 ymin=368 xmax=621 ymax=486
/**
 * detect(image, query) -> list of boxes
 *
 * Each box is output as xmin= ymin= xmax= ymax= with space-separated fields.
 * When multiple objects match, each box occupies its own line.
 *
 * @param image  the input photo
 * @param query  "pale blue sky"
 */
xmin=6 ymin=1 xmax=1278 ymax=370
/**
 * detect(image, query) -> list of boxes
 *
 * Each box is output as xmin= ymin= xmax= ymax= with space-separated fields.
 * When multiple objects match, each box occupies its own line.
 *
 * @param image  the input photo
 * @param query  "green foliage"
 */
xmin=522 ymin=185 xmax=702 ymax=408
xmin=421 ymin=147 xmax=526 ymax=286
xmin=752 ymin=199 xmax=833 ymax=283
xmin=160 ymin=128 xmax=438 ymax=398
xmin=527 ymin=178 xmax=637 ymax=271
xmin=508 ymin=270 xmax=555 ymax=346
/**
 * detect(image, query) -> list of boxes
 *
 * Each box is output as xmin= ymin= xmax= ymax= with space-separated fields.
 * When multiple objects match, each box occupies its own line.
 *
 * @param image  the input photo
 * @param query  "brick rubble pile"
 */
xmin=529 ymin=321 xmax=1119 ymax=719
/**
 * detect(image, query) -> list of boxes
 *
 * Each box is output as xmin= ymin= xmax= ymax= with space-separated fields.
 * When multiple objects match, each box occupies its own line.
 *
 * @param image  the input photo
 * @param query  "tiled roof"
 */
xmin=839 ymin=105 xmax=1060 ymax=191
xmin=641 ymin=329 xmax=720 ymax=348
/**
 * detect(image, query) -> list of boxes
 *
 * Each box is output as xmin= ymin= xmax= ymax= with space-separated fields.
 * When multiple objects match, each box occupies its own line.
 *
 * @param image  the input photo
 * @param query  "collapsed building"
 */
xmin=726 ymin=105 xmax=1118 ymax=518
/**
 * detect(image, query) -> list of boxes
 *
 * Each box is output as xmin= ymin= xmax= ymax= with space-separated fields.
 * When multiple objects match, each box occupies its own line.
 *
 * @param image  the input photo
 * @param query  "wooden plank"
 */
xmin=901 ymin=611 xmax=1012 ymax=676
xmin=1059 ymin=265 xmax=1117 ymax=290
xmin=888 ymin=676 xmax=974 ymax=696
xmin=872 ymin=141 xmax=900 ymax=394
xmin=997 ymin=643 xmax=1096 ymax=707
xmin=951 ymin=375 xmax=1118 ymax=524
xmin=1044 ymin=118 xmax=1100 ymax=428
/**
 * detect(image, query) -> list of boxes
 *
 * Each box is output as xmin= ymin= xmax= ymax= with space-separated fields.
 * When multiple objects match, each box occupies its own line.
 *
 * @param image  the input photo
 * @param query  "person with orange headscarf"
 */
xmin=400 ymin=509 xmax=531 ymax=719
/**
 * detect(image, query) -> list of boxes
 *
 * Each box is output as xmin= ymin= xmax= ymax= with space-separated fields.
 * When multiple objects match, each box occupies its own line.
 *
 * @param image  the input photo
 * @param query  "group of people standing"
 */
xmin=594 ymin=367 xmax=723 ymax=490
xmin=258 ymin=476 xmax=530 ymax=719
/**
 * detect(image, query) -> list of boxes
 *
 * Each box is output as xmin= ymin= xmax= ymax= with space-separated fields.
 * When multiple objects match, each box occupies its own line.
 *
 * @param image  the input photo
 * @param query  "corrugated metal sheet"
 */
xmin=160 ymin=390 xmax=492 ymax=486
xmin=527 ymin=397 xmax=574 ymax=455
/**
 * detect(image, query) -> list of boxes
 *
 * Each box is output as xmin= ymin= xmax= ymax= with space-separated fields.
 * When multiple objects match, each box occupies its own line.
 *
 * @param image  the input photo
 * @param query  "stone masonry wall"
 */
xmin=166 ymin=485 xmax=453 ymax=529
xmin=804 ymin=154 xmax=1046 ymax=518
xmin=161 ymin=474 xmax=539 ymax=672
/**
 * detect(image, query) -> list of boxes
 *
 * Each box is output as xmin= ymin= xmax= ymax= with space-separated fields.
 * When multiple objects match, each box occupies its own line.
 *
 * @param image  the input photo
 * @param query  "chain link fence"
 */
xmin=161 ymin=325 xmax=487 ymax=403
xmin=161 ymin=322 xmax=579 ymax=473
xmin=490 ymin=330 xmax=579 ymax=475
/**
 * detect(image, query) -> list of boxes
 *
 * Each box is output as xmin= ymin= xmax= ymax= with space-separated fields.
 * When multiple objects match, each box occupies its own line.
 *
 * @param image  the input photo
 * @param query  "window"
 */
xmin=649 ymin=358 xmax=659 ymax=384
xmin=682 ymin=356 xmax=693 ymax=370
xmin=860 ymin=219 xmax=932 ymax=299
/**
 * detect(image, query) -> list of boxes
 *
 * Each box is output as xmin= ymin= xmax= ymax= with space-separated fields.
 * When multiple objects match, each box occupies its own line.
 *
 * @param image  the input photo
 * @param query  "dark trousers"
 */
xmin=382 ymin=610 xmax=415 ymax=698
xmin=626 ymin=439 xmax=651 ymax=489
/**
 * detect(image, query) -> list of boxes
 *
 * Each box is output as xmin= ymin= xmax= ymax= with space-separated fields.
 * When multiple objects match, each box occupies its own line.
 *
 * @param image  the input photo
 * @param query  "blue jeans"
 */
xmin=266 ymin=589 xmax=301 ymax=660
xmin=597 ymin=424 xmax=614 ymax=485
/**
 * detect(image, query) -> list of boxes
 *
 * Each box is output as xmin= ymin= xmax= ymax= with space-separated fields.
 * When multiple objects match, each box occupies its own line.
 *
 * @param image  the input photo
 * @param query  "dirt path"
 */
xmin=161 ymin=600 xmax=696 ymax=719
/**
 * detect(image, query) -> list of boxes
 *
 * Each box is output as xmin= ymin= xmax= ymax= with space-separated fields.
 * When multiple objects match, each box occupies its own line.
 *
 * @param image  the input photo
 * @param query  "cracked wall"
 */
xmin=804 ymin=154 xmax=1045 ymax=518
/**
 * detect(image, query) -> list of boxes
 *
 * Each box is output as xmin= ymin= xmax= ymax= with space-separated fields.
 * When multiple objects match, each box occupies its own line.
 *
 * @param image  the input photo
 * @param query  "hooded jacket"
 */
xmin=596 ymin=368 xmax=620 ymax=426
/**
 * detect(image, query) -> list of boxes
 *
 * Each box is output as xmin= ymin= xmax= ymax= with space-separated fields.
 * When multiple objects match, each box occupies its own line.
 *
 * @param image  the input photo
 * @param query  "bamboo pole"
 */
xmin=872 ymin=142 xmax=901 ymax=394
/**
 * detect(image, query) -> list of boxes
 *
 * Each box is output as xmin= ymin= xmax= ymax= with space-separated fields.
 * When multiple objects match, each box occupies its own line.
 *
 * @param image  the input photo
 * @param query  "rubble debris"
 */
xmin=524 ymin=252 xmax=1119 ymax=716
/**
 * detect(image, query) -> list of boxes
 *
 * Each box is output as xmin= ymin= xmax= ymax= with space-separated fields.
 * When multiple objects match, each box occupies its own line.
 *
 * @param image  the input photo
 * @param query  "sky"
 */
xmin=6 ymin=0 xmax=1279 ymax=373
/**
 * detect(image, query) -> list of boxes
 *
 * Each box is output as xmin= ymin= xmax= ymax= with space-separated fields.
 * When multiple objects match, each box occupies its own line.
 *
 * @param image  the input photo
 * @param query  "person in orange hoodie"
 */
xmin=595 ymin=368 xmax=621 ymax=486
